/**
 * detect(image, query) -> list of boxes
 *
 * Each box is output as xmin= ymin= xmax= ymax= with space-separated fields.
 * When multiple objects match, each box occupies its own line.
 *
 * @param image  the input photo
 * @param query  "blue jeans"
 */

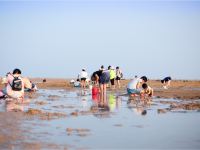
xmin=127 ymin=88 xmax=140 ymax=94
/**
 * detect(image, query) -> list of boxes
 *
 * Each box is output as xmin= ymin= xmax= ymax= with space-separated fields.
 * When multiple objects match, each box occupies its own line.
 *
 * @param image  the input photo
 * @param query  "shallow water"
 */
xmin=1 ymin=89 xmax=200 ymax=149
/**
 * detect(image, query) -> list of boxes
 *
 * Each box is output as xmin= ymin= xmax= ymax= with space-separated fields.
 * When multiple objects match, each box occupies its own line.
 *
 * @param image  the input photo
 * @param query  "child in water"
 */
xmin=140 ymin=83 xmax=153 ymax=98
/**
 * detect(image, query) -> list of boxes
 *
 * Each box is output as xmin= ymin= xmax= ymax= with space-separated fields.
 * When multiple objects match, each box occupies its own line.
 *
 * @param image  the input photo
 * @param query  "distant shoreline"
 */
xmin=29 ymin=77 xmax=200 ymax=81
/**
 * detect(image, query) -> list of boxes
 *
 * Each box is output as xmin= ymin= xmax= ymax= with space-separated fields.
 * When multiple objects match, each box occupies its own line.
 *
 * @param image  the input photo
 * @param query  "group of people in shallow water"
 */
xmin=0 ymin=67 xmax=172 ymax=102
xmin=75 ymin=65 xmax=124 ymax=98
xmin=75 ymin=65 xmax=123 ymax=90
xmin=0 ymin=68 xmax=37 ymax=100
xmin=75 ymin=65 xmax=172 ymax=100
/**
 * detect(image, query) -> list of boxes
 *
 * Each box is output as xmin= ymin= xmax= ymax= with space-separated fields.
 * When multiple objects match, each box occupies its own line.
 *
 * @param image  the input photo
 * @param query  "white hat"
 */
xmin=111 ymin=66 xmax=115 ymax=70
xmin=70 ymin=79 xmax=75 ymax=83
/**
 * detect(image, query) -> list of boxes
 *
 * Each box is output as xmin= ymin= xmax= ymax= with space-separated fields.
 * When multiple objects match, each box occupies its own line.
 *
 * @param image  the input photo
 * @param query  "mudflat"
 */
xmin=0 ymin=78 xmax=200 ymax=149
xmin=29 ymin=78 xmax=200 ymax=100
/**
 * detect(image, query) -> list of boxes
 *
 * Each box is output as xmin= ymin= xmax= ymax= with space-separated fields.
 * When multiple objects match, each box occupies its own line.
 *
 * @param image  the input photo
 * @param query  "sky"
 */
xmin=0 ymin=0 xmax=200 ymax=79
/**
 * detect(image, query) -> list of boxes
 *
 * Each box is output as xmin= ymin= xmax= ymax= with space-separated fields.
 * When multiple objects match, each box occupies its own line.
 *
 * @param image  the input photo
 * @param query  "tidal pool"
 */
xmin=0 ymin=89 xmax=200 ymax=149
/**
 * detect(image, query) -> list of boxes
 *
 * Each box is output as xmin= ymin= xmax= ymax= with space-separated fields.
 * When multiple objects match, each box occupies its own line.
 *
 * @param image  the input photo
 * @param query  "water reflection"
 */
xmin=1 ymin=89 xmax=199 ymax=149
xmin=108 ymin=94 xmax=115 ymax=111
xmin=108 ymin=94 xmax=122 ymax=111
xmin=6 ymin=101 xmax=24 ymax=112
xmin=91 ymin=93 xmax=110 ymax=118
xmin=127 ymin=97 xmax=152 ymax=116
xmin=81 ymin=95 xmax=88 ymax=108
xmin=92 ymin=94 xmax=99 ymax=102
xmin=4 ymin=99 xmax=31 ymax=112
xmin=90 ymin=93 xmax=123 ymax=118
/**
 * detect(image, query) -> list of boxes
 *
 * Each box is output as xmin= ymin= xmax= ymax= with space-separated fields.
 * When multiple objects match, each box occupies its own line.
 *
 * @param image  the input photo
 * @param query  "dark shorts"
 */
xmin=99 ymin=72 xmax=110 ymax=84
xmin=116 ymin=76 xmax=121 ymax=80
xmin=81 ymin=78 xmax=87 ymax=81
xmin=110 ymin=79 xmax=115 ymax=85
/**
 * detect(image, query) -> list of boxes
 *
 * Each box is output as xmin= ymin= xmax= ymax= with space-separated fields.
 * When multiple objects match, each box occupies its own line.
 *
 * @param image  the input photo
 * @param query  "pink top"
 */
xmin=6 ymin=74 xmax=24 ymax=99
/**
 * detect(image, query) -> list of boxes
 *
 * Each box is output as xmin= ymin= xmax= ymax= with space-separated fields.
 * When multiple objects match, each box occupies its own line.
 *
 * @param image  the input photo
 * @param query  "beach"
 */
xmin=1 ymin=0 xmax=200 ymax=149
xmin=28 ymin=78 xmax=200 ymax=99
xmin=0 ymin=78 xmax=200 ymax=149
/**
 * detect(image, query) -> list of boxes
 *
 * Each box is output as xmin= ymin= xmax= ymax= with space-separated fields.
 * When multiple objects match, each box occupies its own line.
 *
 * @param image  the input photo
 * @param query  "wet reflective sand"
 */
xmin=0 ymin=89 xmax=200 ymax=149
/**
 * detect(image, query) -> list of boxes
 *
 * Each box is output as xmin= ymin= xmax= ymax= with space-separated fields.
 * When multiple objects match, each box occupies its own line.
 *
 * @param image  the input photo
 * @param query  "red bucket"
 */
xmin=92 ymin=94 xmax=99 ymax=102
xmin=92 ymin=86 xmax=99 ymax=95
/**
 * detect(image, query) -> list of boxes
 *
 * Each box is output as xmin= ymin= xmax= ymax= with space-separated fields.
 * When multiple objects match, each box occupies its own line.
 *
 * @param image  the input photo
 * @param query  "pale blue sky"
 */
xmin=0 ymin=0 xmax=200 ymax=79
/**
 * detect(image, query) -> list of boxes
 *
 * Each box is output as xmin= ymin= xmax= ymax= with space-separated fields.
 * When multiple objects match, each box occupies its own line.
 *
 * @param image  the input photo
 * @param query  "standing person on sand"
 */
xmin=116 ymin=66 xmax=122 ymax=88
xmin=78 ymin=68 xmax=88 ymax=89
xmin=99 ymin=67 xmax=110 ymax=97
xmin=109 ymin=66 xmax=116 ymax=89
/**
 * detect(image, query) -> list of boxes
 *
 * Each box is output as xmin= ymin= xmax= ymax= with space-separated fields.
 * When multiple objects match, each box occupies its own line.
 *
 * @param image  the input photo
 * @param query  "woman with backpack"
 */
xmin=6 ymin=69 xmax=24 ymax=100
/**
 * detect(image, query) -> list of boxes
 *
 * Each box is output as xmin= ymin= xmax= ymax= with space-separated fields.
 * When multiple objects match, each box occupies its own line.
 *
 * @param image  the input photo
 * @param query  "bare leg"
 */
xmin=83 ymin=80 xmax=86 ymax=89
xmin=100 ymin=84 xmax=103 ymax=96
xmin=103 ymin=84 xmax=107 ymax=96
xmin=95 ymin=75 xmax=99 ymax=86
xmin=99 ymin=84 xmax=104 ymax=106
xmin=113 ymin=84 xmax=115 ymax=89
xmin=167 ymin=81 xmax=171 ymax=88
xmin=117 ymin=80 xmax=121 ymax=88
xmin=81 ymin=80 xmax=84 ymax=89
xmin=163 ymin=81 xmax=167 ymax=89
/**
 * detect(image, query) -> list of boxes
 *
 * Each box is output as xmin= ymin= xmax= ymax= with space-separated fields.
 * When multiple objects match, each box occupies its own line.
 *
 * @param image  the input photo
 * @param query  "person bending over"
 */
xmin=127 ymin=76 xmax=148 ymax=97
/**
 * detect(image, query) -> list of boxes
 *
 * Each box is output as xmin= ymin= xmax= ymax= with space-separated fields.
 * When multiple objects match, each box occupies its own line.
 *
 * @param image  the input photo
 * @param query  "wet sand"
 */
xmin=28 ymin=78 xmax=200 ymax=100
xmin=1 ymin=78 xmax=199 ymax=99
xmin=0 ymin=78 xmax=200 ymax=149
xmin=0 ymin=78 xmax=200 ymax=100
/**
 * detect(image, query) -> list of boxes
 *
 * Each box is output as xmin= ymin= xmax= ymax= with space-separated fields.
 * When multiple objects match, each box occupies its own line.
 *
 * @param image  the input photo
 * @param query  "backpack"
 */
xmin=120 ymin=72 xmax=123 ymax=78
xmin=11 ymin=77 xmax=22 ymax=91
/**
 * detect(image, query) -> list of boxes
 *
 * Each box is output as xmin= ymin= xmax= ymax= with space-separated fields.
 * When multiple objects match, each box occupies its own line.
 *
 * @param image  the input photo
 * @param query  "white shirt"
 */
xmin=116 ymin=69 xmax=122 ymax=77
xmin=79 ymin=71 xmax=88 ymax=78
xmin=127 ymin=78 xmax=142 ymax=89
